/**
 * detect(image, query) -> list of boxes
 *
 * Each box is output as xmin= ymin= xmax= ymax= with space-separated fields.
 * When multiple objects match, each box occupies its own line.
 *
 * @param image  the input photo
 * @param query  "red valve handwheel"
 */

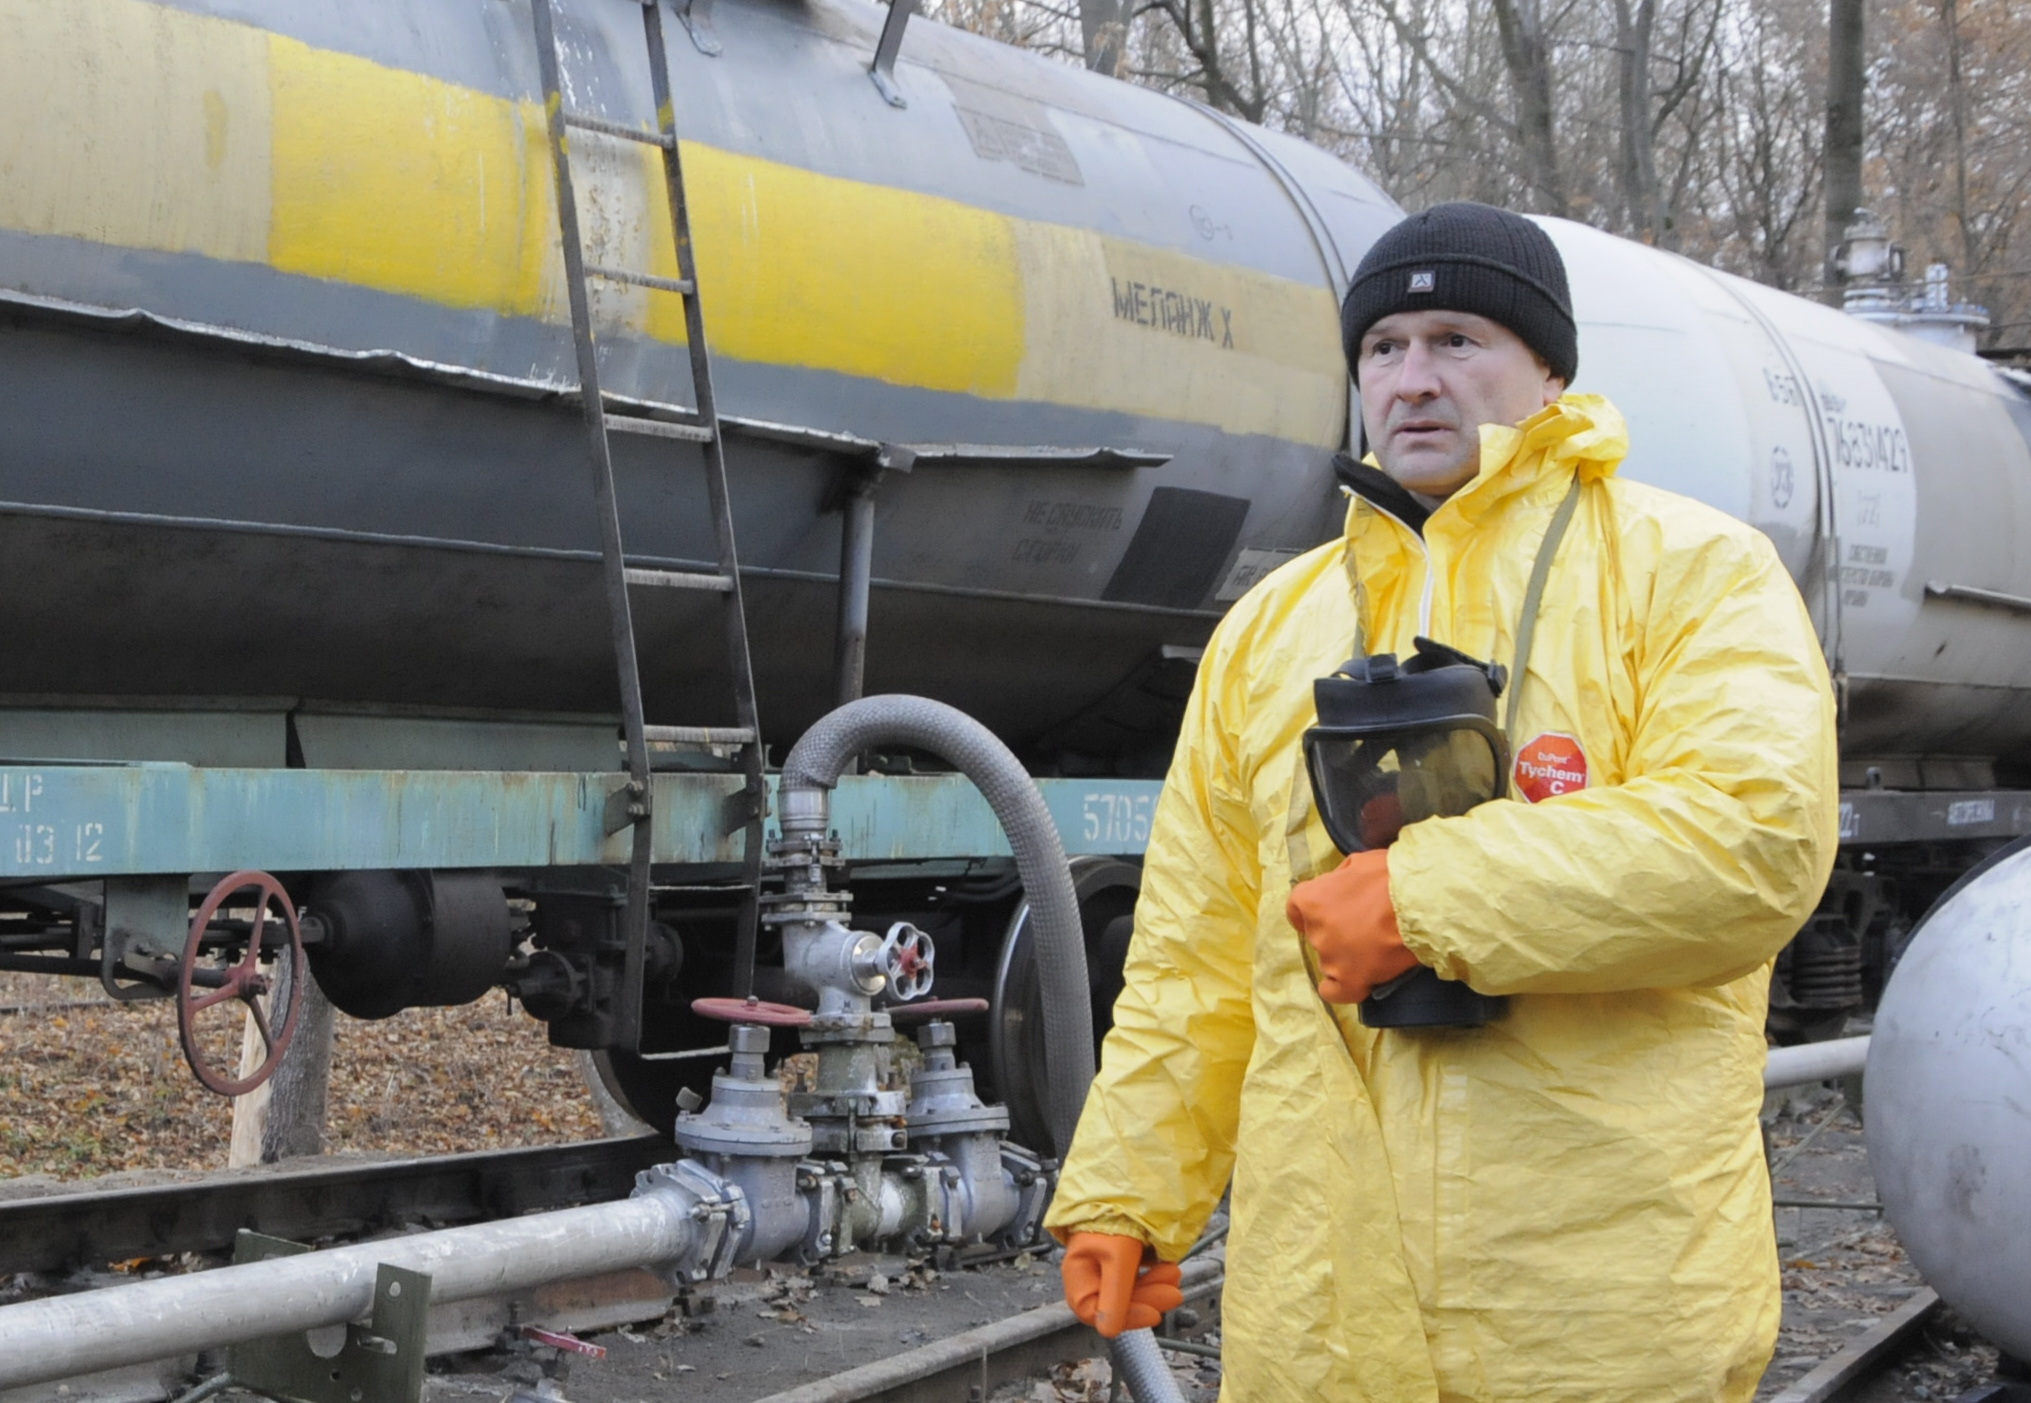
xmin=177 ymin=870 xmax=306 ymax=1097
xmin=691 ymin=996 xmax=813 ymax=1027
xmin=884 ymin=997 xmax=992 ymax=1023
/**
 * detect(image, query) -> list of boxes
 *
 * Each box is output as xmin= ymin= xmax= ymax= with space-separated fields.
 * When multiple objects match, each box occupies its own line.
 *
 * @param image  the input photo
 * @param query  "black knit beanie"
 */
xmin=1340 ymin=202 xmax=1577 ymax=384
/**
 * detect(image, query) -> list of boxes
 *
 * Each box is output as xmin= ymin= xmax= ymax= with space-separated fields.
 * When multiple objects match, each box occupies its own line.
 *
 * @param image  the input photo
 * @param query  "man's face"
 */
xmin=1357 ymin=310 xmax=1565 ymax=500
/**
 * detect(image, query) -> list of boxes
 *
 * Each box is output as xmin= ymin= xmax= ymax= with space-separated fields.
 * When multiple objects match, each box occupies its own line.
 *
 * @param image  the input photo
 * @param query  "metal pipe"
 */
xmin=0 ymin=1195 xmax=692 ymax=1388
xmin=867 ymin=0 xmax=918 ymax=107
xmin=833 ymin=475 xmax=877 ymax=708
xmin=1764 ymin=1035 xmax=1869 ymax=1090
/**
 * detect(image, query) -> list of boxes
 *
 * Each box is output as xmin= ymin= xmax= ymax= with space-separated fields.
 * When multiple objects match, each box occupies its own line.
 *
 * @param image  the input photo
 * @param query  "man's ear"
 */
xmin=1542 ymin=375 xmax=1566 ymax=406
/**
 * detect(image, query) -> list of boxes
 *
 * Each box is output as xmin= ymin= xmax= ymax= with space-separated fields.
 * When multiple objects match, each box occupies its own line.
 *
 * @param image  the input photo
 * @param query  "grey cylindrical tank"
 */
xmin=1540 ymin=219 xmax=2031 ymax=779
xmin=1865 ymin=838 xmax=2031 ymax=1359
xmin=0 ymin=0 xmax=1398 ymax=766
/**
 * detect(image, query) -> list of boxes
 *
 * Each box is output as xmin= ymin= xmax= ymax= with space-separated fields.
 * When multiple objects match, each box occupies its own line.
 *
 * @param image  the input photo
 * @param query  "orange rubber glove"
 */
xmin=1286 ymin=848 xmax=1419 ymax=1003
xmin=1061 ymin=1232 xmax=1186 ymax=1338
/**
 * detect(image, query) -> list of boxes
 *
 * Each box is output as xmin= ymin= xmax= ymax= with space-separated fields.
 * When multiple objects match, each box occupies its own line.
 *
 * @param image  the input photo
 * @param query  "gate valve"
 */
xmin=878 ymin=921 xmax=935 ymax=1001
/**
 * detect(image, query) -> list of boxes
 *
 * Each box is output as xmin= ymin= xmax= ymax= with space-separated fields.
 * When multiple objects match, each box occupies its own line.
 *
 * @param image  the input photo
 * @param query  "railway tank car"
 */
xmin=1539 ymin=219 xmax=2031 ymax=1033
xmin=2 ymin=0 xmax=2030 ymax=1134
xmin=0 ymin=0 xmax=1393 ymax=773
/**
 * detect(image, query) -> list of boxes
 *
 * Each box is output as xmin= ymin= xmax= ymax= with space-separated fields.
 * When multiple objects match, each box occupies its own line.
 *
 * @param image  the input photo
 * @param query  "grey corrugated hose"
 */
xmin=779 ymin=696 xmax=1184 ymax=1402
xmin=778 ymin=694 xmax=1096 ymax=1153
xmin=1108 ymin=1326 xmax=1184 ymax=1401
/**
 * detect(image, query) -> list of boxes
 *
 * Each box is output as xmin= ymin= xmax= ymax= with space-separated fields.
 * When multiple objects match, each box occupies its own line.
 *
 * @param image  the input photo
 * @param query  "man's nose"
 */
xmin=1395 ymin=339 xmax=1442 ymax=399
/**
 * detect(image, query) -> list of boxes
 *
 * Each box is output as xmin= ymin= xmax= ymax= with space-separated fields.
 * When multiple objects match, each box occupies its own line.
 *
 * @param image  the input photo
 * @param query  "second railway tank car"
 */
xmin=1541 ymin=220 xmax=2031 ymax=1031
xmin=1546 ymin=220 xmax=2031 ymax=779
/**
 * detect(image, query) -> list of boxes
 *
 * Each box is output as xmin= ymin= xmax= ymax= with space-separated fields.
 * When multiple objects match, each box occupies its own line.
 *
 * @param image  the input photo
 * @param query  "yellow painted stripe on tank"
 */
xmin=267 ymin=34 xmax=558 ymax=321
xmin=1 ymin=0 xmax=1344 ymax=444
xmin=1014 ymin=223 xmax=1345 ymax=446
xmin=672 ymin=143 xmax=1026 ymax=397
xmin=265 ymin=35 xmax=1025 ymax=397
xmin=0 ymin=0 xmax=271 ymax=263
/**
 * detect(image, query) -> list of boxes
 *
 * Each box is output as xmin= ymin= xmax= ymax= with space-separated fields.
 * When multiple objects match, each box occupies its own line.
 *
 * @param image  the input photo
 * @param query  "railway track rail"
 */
xmin=0 ymin=1129 xmax=1994 ymax=1403
xmin=1770 ymin=1290 xmax=1942 ymax=1403
xmin=773 ymin=1274 xmax=1945 ymax=1403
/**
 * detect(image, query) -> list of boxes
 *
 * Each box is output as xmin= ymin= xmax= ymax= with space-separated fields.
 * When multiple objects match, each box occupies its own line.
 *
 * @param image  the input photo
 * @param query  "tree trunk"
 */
xmin=227 ymin=958 xmax=335 ymax=1166
xmin=1822 ymin=0 xmax=1866 ymax=301
xmin=1080 ymin=0 xmax=1125 ymax=77
xmin=1612 ymin=0 xmax=1668 ymax=243
xmin=1490 ymin=0 xmax=1568 ymax=215
xmin=1941 ymin=0 xmax=1976 ymax=276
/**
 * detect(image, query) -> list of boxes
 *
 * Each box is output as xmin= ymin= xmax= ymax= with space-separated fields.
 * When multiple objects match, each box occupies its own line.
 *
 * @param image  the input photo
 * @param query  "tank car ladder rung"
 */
xmin=531 ymin=0 xmax=770 ymax=1049
xmin=602 ymin=415 xmax=715 ymax=444
xmin=624 ymin=567 xmax=732 ymax=593
xmin=585 ymin=264 xmax=697 ymax=296
xmin=644 ymin=724 xmax=756 ymax=745
xmin=562 ymin=110 xmax=676 ymax=149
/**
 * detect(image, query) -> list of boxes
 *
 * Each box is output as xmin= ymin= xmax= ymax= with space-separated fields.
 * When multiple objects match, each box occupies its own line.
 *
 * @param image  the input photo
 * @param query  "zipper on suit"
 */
xmin=1362 ymin=501 xmax=1437 ymax=638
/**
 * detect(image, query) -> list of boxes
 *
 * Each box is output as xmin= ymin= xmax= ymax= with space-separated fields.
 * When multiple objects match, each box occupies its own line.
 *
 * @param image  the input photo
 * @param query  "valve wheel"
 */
xmin=177 ymin=870 xmax=306 ymax=1097
xmin=882 ymin=922 xmax=935 ymax=1002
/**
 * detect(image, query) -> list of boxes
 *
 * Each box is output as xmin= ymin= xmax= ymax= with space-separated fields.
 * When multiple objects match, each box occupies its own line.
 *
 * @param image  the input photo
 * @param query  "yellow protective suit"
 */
xmin=1047 ymin=394 xmax=1840 ymax=1401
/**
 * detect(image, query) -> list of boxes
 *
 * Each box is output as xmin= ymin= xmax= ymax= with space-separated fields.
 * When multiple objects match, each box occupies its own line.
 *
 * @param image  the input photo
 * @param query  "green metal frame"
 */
xmin=0 ymin=765 xmax=1163 ymax=881
xmin=228 ymin=1232 xmax=430 ymax=1403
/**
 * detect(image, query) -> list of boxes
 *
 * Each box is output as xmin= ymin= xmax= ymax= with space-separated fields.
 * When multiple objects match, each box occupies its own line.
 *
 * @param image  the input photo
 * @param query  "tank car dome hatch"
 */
xmin=1866 ymin=835 xmax=2031 ymax=1362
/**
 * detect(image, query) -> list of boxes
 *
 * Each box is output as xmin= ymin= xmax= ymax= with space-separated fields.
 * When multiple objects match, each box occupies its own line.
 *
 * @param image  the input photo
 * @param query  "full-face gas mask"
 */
xmin=1303 ymin=636 xmax=1513 ymax=1029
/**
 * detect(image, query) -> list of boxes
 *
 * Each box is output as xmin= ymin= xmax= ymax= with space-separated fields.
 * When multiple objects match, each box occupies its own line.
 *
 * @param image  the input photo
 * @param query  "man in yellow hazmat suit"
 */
xmin=1046 ymin=202 xmax=1840 ymax=1399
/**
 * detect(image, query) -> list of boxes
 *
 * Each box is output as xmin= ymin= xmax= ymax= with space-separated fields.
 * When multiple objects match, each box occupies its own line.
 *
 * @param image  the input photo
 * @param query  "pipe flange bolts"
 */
xmin=763 ymin=827 xmax=845 ymax=899
xmin=633 ymin=1160 xmax=752 ymax=1284
xmin=759 ymin=887 xmax=852 ymax=930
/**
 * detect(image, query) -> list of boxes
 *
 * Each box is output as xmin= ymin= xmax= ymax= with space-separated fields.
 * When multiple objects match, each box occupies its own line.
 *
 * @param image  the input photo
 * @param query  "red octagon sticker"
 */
xmin=1515 ymin=732 xmax=1588 ymax=804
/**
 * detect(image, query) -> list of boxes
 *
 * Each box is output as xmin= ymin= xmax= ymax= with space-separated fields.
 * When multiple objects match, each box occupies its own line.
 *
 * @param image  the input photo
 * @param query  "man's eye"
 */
xmin=1367 ymin=341 xmax=1398 ymax=358
xmin=1445 ymin=333 xmax=1471 ymax=348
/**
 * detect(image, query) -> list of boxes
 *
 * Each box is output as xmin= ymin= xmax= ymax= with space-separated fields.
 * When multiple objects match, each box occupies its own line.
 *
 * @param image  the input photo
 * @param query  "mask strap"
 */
xmin=1503 ymin=474 xmax=1584 ymax=738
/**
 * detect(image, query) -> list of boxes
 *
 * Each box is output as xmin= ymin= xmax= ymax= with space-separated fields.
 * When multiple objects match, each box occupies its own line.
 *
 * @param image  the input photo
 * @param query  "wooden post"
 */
xmin=227 ymin=956 xmax=336 ymax=1165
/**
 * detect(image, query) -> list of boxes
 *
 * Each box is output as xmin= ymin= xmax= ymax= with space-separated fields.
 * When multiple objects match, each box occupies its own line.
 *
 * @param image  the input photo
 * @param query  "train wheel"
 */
xmin=587 ymin=1001 xmax=800 ymax=1136
xmin=985 ymin=857 xmax=1141 ymax=1155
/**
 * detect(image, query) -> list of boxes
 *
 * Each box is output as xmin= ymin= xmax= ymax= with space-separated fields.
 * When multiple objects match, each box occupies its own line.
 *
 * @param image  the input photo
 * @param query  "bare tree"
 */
xmin=1870 ymin=0 xmax=2031 ymax=344
xmin=1604 ymin=0 xmax=1722 ymax=244
xmin=1702 ymin=0 xmax=1825 ymax=288
xmin=927 ymin=0 xmax=2031 ymax=348
xmin=1083 ymin=0 xmax=1129 ymax=74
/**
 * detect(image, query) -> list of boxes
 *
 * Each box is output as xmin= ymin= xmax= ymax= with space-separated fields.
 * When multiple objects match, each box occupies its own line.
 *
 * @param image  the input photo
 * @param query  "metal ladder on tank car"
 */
xmin=530 ymin=0 xmax=767 ymax=1048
